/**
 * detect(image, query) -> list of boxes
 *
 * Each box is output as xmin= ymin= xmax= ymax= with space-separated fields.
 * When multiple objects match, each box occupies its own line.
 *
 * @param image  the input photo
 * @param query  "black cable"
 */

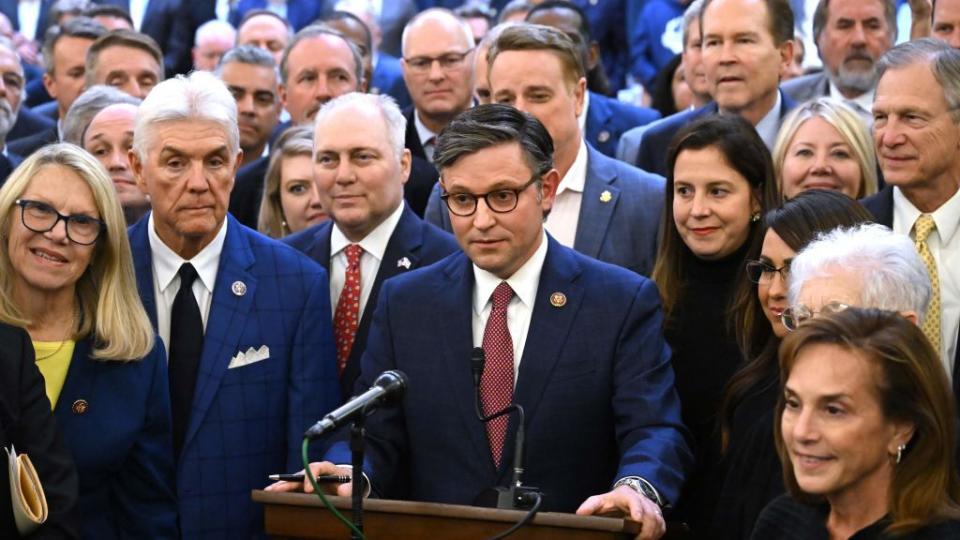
xmin=487 ymin=492 xmax=542 ymax=540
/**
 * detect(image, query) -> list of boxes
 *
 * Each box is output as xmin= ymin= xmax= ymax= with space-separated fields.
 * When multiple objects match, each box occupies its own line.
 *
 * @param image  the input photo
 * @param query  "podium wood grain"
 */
xmin=253 ymin=490 xmax=645 ymax=539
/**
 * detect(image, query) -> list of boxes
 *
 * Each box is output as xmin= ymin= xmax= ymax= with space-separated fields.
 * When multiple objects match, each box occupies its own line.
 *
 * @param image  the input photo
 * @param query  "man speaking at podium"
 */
xmin=269 ymin=105 xmax=690 ymax=540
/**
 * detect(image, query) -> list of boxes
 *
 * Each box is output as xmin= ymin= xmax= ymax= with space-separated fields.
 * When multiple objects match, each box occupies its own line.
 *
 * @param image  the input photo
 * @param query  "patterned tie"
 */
xmin=480 ymin=281 xmax=515 ymax=468
xmin=914 ymin=214 xmax=942 ymax=353
xmin=334 ymin=244 xmax=363 ymax=375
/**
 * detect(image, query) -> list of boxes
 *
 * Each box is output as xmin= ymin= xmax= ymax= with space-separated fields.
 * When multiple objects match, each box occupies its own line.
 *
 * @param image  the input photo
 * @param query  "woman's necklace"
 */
xmin=35 ymin=339 xmax=68 ymax=361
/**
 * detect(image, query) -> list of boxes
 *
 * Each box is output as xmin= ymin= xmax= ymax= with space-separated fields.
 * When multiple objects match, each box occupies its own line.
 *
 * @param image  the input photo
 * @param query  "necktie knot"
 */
xmin=915 ymin=214 xmax=936 ymax=243
xmin=345 ymin=244 xmax=363 ymax=267
xmin=491 ymin=282 xmax=513 ymax=312
xmin=178 ymin=263 xmax=198 ymax=288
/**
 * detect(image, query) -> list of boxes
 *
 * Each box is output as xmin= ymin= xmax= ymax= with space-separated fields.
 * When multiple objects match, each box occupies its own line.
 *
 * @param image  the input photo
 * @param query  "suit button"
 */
xmin=72 ymin=399 xmax=88 ymax=414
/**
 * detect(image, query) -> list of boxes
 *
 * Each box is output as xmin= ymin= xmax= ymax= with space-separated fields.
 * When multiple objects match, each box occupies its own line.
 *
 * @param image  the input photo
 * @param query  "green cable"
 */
xmin=301 ymin=437 xmax=366 ymax=539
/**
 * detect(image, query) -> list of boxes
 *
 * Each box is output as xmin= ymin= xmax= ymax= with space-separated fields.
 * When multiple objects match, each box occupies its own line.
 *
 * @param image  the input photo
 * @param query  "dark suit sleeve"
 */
xmin=612 ymin=279 xmax=691 ymax=505
xmin=0 ymin=326 xmax=79 ymax=539
xmin=423 ymin=183 xmax=452 ymax=233
xmin=110 ymin=342 xmax=177 ymax=537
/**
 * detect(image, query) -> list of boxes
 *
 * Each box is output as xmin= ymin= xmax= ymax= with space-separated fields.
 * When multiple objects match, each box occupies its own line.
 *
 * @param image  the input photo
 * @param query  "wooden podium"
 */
xmin=253 ymin=490 xmax=664 ymax=539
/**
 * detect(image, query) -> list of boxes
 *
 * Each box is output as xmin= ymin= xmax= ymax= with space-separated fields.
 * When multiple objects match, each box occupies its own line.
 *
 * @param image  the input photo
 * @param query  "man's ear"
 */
xmin=777 ymin=39 xmax=796 ymax=81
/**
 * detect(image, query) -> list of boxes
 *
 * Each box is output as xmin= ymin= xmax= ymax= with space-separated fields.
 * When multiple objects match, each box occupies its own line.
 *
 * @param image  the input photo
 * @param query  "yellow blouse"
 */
xmin=33 ymin=340 xmax=76 ymax=409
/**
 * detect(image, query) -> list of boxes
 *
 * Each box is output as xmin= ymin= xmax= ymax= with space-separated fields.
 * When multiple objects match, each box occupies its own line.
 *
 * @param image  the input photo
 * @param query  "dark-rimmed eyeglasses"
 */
xmin=746 ymin=260 xmax=790 ymax=284
xmin=403 ymin=48 xmax=474 ymax=73
xmin=781 ymin=301 xmax=850 ymax=332
xmin=440 ymin=177 xmax=539 ymax=217
xmin=14 ymin=199 xmax=106 ymax=246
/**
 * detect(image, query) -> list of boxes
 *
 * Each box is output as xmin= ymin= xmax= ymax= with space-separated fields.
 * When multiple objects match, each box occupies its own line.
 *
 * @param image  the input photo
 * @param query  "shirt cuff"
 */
xmin=334 ymin=463 xmax=372 ymax=498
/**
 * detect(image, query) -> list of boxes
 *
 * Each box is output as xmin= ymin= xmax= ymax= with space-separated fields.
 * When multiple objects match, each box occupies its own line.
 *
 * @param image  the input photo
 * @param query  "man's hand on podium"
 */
xmin=575 ymin=485 xmax=665 ymax=540
xmin=264 ymin=462 xmax=353 ymax=496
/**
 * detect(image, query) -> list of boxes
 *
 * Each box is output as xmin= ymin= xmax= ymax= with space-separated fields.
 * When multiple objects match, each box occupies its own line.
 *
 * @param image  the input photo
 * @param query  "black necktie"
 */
xmin=168 ymin=263 xmax=204 ymax=457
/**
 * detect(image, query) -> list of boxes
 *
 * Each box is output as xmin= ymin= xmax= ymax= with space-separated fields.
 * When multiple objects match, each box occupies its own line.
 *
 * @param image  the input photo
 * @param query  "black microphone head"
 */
xmin=373 ymin=369 xmax=407 ymax=400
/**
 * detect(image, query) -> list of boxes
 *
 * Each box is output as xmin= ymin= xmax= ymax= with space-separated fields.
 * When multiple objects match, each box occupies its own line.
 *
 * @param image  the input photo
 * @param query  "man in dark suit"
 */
xmin=861 ymin=39 xmax=960 ymax=399
xmin=635 ymin=0 xmax=798 ymax=177
xmin=270 ymin=105 xmax=690 ymax=540
xmin=782 ymin=0 xmax=894 ymax=126
xmin=128 ymin=71 xmax=340 ymax=538
xmin=526 ymin=1 xmax=662 ymax=158
xmin=426 ymin=24 xmax=665 ymax=277
xmin=283 ymin=92 xmax=458 ymax=399
xmin=400 ymin=9 xmax=476 ymax=162
xmin=10 ymin=17 xmax=105 ymax=158
xmin=0 ymin=39 xmax=24 ymax=184
xmin=93 ymin=0 xmax=186 ymax=77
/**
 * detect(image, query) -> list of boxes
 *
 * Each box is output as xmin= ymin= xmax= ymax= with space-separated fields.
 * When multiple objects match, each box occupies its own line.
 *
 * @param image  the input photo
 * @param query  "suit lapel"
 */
xmin=53 ymin=339 xmax=94 ymax=422
xmin=307 ymin=222 xmax=333 ymax=272
xmin=583 ymin=92 xmax=611 ymax=151
xmin=182 ymin=217 xmax=257 ymax=449
xmin=574 ymin=146 xmax=619 ymax=259
xmin=129 ymin=216 xmax=159 ymax=329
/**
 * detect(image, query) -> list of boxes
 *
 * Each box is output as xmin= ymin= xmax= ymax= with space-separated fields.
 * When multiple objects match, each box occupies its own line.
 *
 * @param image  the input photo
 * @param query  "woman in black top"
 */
xmin=713 ymin=190 xmax=873 ymax=539
xmin=651 ymin=115 xmax=777 ymax=534
xmin=752 ymin=308 xmax=960 ymax=539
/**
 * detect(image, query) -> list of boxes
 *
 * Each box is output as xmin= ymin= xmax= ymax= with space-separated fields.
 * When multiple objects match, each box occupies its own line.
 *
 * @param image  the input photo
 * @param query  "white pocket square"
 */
xmin=228 ymin=345 xmax=270 ymax=369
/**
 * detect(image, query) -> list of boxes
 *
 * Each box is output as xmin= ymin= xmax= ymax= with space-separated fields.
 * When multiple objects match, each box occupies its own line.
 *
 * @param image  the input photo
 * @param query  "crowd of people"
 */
xmin=0 ymin=0 xmax=957 ymax=539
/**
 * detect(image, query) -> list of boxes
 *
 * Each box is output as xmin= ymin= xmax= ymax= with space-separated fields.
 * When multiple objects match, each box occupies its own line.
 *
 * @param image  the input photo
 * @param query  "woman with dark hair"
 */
xmin=753 ymin=308 xmax=960 ymax=538
xmin=713 ymin=189 xmax=874 ymax=539
xmin=649 ymin=54 xmax=692 ymax=117
xmin=651 ymin=114 xmax=776 ymax=533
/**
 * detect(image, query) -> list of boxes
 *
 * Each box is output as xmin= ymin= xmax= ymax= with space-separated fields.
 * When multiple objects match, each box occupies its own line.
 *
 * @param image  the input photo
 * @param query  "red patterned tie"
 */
xmin=334 ymin=244 xmax=363 ymax=375
xmin=481 ymin=281 xmax=515 ymax=467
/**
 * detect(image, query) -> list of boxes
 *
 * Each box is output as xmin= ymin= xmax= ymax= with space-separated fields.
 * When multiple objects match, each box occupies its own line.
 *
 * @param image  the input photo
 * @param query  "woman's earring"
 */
xmin=750 ymin=212 xmax=761 ymax=223
xmin=896 ymin=443 xmax=906 ymax=464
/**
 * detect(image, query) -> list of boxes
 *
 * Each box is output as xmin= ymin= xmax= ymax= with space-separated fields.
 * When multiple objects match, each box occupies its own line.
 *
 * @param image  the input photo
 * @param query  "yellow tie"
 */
xmin=914 ymin=214 xmax=942 ymax=353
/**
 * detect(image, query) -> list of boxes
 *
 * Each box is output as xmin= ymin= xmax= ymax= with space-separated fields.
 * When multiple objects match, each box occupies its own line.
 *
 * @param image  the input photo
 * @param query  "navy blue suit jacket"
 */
xmin=228 ymin=156 xmax=269 ymax=230
xmin=636 ymin=94 xmax=797 ymax=176
xmin=129 ymin=215 xmax=341 ymax=538
xmin=371 ymin=53 xmax=411 ymax=110
xmin=0 ymin=152 xmax=23 ymax=188
xmin=283 ymin=204 xmax=459 ymax=399
xmin=327 ymin=236 xmax=691 ymax=511
xmin=586 ymin=91 xmax=660 ymax=158
xmin=229 ymin=0 xmax=322 ymax=30
xmin=55 ymin=338 xmax=177 ymax=539
xmin=8 ymin=106 xmax=55 ymax=143
xmin=8 ymin=125 xmax=57 ymax=158
xmin=425 ymin=144 xmax=665 ymax=277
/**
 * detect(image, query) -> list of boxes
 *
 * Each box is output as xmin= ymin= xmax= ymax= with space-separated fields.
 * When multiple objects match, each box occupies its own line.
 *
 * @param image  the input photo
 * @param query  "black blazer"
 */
xmin=282 ymin=204 xmax=459 ymax=398
xmin=0 ymin=323 xmax=80 ymax=539
xmin=402 ymin=106 xmax=428 ymax=162
xmin=0 ymin=152 xmax=24 ymax=188
xmin=8 ymin=125 xmax=57 ymax=158
xmin=228 ymin=156 xmax=270 ymax=230
xmin=8 ymin=107 xmax=55 ymax=143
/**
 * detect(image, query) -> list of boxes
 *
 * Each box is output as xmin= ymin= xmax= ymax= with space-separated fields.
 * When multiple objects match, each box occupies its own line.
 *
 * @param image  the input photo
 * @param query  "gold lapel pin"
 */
xmin=550 ymin=292 xmax=567 ymax=308
xmin=600 ymin=190 xmax=612 ymax=203
xmin=72 ymin=399 xmax=89 ymax=415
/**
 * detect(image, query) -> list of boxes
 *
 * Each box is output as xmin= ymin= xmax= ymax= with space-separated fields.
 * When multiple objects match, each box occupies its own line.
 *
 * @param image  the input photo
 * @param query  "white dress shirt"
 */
xmin=215 ymin=0 xmax=231 ymax=21
xmin=577 ymin=90 xmax=590 ymax=133
xmin=752 ymin=91 xmax=782 ymax=151
xmin=544 ymin=139 xmax=588 ymax=248
xmin=329 ymin=202 xmax=406 ymax=320
xmin=129 ymin=0 xmax=149 ymax=31
xmin=148 ymin=214 xmax=228 ymax=357
xmin=17 ymin=0 xmax=40 ymax=41
xmin=265 ymin=0 xmax=287 ymax=20
xmin=829 ymin=81 xmax=874 ymax=128
xmin=892 ymin=187 xmax=960 ymax=376
xmin=471 ymin=231 xmax=548 ymax=382
xmin=414 ymin=112 xmax=439 ymax=162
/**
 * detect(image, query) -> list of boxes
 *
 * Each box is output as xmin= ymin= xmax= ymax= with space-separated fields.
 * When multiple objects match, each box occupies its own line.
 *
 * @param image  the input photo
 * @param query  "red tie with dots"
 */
xmin=481 ymin=281 xmax=515 ymax=467
xmin=334 ymin=244 xmax=363 ymax=375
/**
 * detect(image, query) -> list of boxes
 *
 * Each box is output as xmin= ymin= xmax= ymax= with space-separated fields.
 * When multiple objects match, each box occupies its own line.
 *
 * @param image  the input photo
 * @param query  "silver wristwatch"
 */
xmin=614 ymin=476 xmax=665 ymax=508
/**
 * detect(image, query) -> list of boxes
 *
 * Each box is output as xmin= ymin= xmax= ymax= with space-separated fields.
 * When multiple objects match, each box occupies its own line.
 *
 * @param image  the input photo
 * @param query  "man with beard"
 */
xmin=783 ymin=0 xmax=895 ymax=126
xmin=0 ymin=37 xmax=24 ymax=185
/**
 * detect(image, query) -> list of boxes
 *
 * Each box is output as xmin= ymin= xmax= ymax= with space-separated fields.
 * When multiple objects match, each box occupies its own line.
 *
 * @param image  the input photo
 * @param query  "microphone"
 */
xmin=305 ymin=370 xmax=407 ymax=439
xmin=470 ymin=348 xmax=540 ymax=510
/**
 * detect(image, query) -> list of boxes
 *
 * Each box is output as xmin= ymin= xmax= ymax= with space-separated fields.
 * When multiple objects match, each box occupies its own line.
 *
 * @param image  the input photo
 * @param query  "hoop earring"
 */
xmin=896 ymin=443 xmax=906 ymax=464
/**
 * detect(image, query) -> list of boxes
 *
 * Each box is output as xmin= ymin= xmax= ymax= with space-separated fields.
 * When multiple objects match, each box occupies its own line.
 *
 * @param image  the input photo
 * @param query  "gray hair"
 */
xmin=682 ymin=0 xmax=704 ymax=47
xmin=789 ymin=223 xmax=931 ymax=322
xmin=314 ymin=92 xmax=406 ymax=158
xmin=41 ymin=16 xmax=106 ymax=74
xmin=62 ymin=84 xmax=140 ymax=144
xmin=133 ymin=71 xmax=239 ymax=161
xmin=401 ymin=8 xmax=474 ymax=56
xmin=877 ymin=38 xmax=960 ymax=122
xmin=279 ymin=24 xmax=363 ymax=85
xmin=215 ymin=44 xmax=278 ymax=82
xmin=194 ymin=19 xmax=236 ymax=47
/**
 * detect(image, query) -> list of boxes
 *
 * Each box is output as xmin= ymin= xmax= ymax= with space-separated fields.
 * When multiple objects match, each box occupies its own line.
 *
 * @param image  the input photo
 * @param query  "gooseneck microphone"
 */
xmin=305 ymin=370 xmax=407 ymax=439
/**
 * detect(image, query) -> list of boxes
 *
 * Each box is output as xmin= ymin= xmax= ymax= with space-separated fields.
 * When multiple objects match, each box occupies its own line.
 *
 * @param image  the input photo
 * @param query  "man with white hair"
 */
xmin=283 ymin=92 xmax=458 ymax=398
xmin=126 ymin=71 xmax=340 ymax=538
xmin=0 ymin=37 xmax=25 ymax=185
xmin=192 ymin=19 xmax=236 ymax=71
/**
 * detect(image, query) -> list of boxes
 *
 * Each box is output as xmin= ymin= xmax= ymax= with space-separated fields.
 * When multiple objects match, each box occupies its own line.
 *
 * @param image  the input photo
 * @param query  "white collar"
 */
xmin=828 ymin=80 xmax=874 ymax=113
xmin=414 ymin=111 xmax=439 ymax=148
xmin=893 ymin=185 xmax=960 ymax=245
xmin=330 ymin=201 xmax=406 ymax=261
xmin=473 ymin=230 xmax=548 ymax=316
xmin=147 ymin=212 xmax=228 ymax=295
xmin=577 ymin=90 xmax=590 ymax=133
xmin=752 ymin=90 xmax=782 ymax=151
xmin=556 ymin=138 xmax=588 ymax=196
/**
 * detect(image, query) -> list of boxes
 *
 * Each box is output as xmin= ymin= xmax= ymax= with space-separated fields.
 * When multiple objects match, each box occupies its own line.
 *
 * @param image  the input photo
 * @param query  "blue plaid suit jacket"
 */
xmin=129 ymin=214 xmax=340 ymax=539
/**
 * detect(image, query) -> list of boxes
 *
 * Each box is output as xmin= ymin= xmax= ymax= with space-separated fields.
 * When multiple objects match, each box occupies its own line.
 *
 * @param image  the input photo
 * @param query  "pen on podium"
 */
xmin=268 ymin=473 xmax=351 ymax=483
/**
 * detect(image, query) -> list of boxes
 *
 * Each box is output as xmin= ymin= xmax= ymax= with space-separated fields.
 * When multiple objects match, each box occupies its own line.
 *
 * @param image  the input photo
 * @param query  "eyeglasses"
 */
xmin=403 ymin=48 xmax=474 ymax=73
xmin=745 ymin=260 xmax=790 ymax=284
xmin=14 ymin=199 xmax=106 ymax=246
xmin=781 ymin=301 xmax=850 ymax=331
xmin=440 ymin=177 xmax=539 ymax=217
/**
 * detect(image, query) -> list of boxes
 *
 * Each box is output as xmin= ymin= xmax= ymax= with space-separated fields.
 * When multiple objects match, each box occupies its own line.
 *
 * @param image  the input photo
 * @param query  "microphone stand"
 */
xmin=350 ymin=411 xmax=366 ymax=539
